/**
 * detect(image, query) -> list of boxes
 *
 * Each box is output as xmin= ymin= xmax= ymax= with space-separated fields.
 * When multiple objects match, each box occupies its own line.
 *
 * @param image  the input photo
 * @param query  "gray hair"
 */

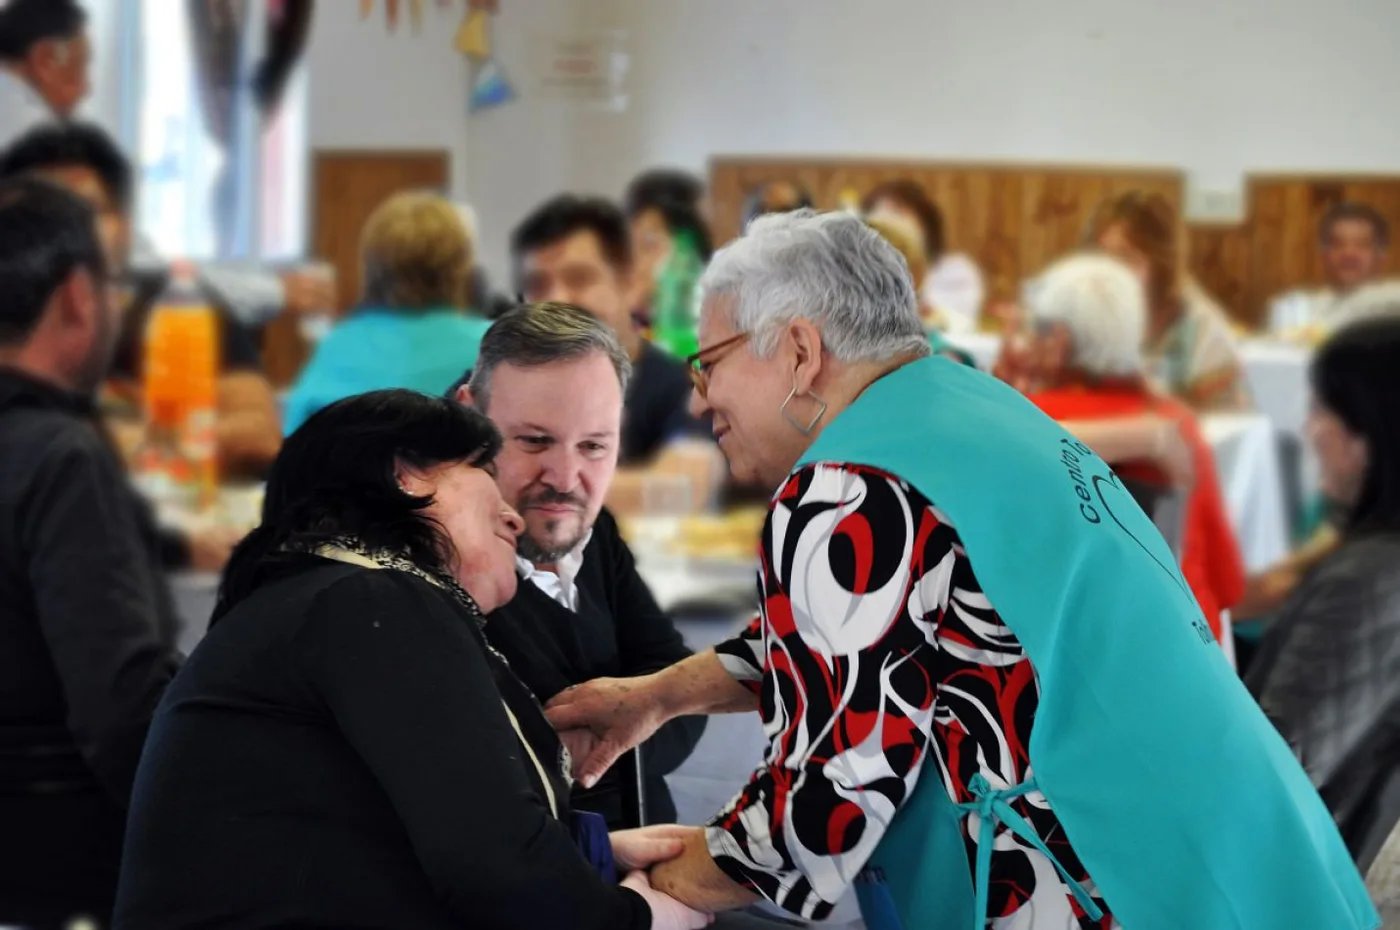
xmin=467 ymin=302 xmax=631 ymax=410
xmin=1028 ymin=253 xmax=1146 ymax=377
xmin=700 ymin=209 xmax=930 ymax=362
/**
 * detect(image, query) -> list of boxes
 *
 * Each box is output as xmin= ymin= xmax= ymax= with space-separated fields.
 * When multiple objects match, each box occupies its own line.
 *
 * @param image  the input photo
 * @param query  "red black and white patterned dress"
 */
xmin=706 ymin=462 xmax=1119 ymax=929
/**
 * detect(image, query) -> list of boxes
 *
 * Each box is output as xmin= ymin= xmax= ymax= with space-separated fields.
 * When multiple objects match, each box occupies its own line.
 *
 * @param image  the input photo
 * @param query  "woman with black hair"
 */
xmin=112 ymin=390 xmax=709 ymax=930
xmin=1247 ymin=316 xmax=1400 ymax=871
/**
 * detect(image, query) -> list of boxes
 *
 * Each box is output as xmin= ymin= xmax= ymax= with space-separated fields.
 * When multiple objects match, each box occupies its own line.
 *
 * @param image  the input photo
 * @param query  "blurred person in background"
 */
xmin=283 ymin=190 xmax=490 ymax=434
xmin=1269 ymin=204 xmax=1390 ymax=336
xmin=0 ymin=122 xmax=283 ymax=478
xmin=624 ymin=170 xmax=713 ymax=329
xmin=511 ymin=195 xmax=721 ymax=510
xmin=1246 ymin=316 xmax=1400 ymax=871
xmin=862 ymin=178 xmax=986 ymax=333
xmin=113 ymin=390 xmax=710 ymax=930
xmin=0 ymin=0 xmax=88 ymax=147
xmin=454 ymin=200 xmax=515 ymax=320
xmin=625 ymin=169 xmax=706 ymax=219
xmin=1021 ymin=252 xmax=1245 ymax=644
xmin=865 ymin=214 xmax=976 ymax=367
xmin=1085 ymin=189 xmax=1251 ymax=411
xmin=0 ymin=0 xmax=333 ymax=330
xmin=455 ymin=303 xmax=705 ymax=829
xmin=547 ymin=210 xmax=1374 ymax=930
xmin=740 ymin=179 xmax=812 ymax=228
xmin=0 ymin=177 xmax=181 ymax=929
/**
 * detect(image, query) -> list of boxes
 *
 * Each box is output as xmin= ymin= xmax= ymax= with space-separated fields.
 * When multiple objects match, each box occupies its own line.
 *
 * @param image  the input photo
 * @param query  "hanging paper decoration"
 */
xmin=360 ymin=0 xmax=429 ymax=31
xmin=469 ymin=59 xmax=515 ymax=111
xmin=455 ymin=7 xmax=491 ymax=58
xmin=461 ymin=0 xmax=515 ymax=112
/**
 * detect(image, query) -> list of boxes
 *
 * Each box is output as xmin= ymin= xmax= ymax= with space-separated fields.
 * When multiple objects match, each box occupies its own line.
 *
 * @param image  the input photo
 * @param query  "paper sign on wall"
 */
xmin=525 ymin=32 xmax=628 ymax=110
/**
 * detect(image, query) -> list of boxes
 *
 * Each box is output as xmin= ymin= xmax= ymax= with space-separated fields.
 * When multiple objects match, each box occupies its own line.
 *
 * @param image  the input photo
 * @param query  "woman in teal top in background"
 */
xmin=283 ymin=191 xmax=491 ymax=434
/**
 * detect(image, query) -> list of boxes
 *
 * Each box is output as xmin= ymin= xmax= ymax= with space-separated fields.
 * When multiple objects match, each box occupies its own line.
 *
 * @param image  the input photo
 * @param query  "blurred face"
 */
xmin=399 ymin=461 xmax=524 ymax=614
xmin=1307 ymin=400 xmax=1369 ymax=509
xmin=868 ymin=198 xmax=928 ymax=256
xmin=1321 ymin=218 xmax=1385 ymax=293
xmin=469 ymin=353 xmax=622 ymax=565
xmin=688 ymin=297 xmax=809 ymax=489
xmin=35 ymin=164 xmax=130 ymax=272
xmin=629 ymin=208 xmax=672 ymax=305
xmin=30 ymin=35 xmax=92 ymax=117
xmin=1096 ymin=223 xmax=1151 ymax=291
xmin=519 ymin=231 xmax=635 ymax=344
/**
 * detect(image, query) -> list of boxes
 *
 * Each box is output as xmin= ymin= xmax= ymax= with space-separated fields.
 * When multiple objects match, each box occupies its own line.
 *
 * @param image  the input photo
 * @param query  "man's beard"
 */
xmin=516 ymin=487 xmax=590 ymax=564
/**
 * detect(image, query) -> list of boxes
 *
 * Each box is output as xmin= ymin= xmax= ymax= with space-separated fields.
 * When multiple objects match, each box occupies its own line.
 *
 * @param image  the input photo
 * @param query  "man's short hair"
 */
xmin=1319 ymin=202 xmax=1391 ymax=250
xmin=466 ymin=302 xmax=631 ymax=411
xmin=0 ymin=0 xmax=86 ymax=62
xmin=0 ymin=122 xmax=133 ymax=213
xmin=510 ymin=195 xmax=631 ymax=291
xmin=0 ymin=176 xmax=104 ymax=346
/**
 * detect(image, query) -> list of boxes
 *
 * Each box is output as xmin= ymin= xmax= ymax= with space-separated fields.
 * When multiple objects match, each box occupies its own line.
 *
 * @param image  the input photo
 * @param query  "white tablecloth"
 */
xmin=1202 ymin=414 xmax=1291 ymax=572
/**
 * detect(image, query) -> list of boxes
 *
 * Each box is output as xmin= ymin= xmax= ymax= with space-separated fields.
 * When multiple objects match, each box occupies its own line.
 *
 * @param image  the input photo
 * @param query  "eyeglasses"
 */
xmin=685 ymin=332 xmax=750 ymax=400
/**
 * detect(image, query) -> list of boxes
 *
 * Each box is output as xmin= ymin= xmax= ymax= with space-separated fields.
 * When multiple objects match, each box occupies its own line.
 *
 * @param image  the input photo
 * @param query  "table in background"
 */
xmin=1202 ymin=414 xmax=1291 ymax=572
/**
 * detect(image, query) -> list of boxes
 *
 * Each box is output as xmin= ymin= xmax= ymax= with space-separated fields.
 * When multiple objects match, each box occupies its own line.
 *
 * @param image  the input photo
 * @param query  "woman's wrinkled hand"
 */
xmin=611 ymin=825 xmax=695 ymax=871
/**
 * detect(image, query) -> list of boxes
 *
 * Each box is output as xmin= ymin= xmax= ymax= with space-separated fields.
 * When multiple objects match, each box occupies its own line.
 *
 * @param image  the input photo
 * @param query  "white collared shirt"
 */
xmin=516 ymin=530 xmax=593 ymax=611
xmin=0 ymin=67 xmax=56 ymax=150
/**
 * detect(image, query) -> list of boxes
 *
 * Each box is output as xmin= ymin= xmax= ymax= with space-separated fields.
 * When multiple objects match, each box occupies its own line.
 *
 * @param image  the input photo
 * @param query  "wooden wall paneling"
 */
xmin=261 ymin=149 xmax=450 ymax=386
xmin=1187 ymin=222 xmax=1253 ymax=326
xmin=708 ymin=157 xmax=1183 ymax=304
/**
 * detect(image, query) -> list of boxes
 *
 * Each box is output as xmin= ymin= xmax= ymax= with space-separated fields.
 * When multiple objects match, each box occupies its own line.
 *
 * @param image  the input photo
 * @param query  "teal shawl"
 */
xmin=283 ymin=307 xmax=490 ymax=435
xmin=796 ymin=356 xmax=1375 ymax=930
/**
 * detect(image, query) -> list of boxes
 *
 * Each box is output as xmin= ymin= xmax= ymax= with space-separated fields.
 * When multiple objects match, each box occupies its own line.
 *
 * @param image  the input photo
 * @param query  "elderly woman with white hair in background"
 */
xmin=546 ymin=211 xmax=1375 ymax=930
xmin=1021 ymin=253 xmax=1245 ymax=647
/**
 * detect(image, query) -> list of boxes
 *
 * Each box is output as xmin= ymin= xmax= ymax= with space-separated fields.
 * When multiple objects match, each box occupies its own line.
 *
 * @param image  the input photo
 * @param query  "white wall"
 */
xmin=305 ymin=0 xmax=587 ymax=279
xmin=301 ymin=0 xmax=1400 ymax=274
xmin=77 ymin=0 xmax=124 ymax=138
xmin=571 ymin=0 xmax=1400 ymax=217
xmin=305 ymin=2 xmax=472 ymax=193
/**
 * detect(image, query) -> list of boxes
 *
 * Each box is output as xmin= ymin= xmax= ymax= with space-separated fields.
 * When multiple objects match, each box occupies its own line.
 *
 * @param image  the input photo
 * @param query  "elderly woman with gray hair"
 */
xmin=545 ymin=210 xmax=1376 ymax=930
xmin=1022 ymin=253 xmax=1245 ymax=647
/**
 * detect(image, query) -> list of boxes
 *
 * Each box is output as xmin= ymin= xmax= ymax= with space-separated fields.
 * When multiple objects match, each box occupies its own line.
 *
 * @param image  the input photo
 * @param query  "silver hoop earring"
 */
xmin=781 ymin=384 xmax=828 ymax=436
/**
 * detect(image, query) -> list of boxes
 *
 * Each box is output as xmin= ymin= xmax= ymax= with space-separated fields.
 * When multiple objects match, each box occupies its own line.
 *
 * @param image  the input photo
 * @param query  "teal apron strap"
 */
xmin=955 ymin=774 xmax=1105 ymax=930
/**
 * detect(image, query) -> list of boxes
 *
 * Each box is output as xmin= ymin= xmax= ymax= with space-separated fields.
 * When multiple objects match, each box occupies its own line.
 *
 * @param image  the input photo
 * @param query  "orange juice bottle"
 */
xmin=142 ymin=262 xmax=220 ymax=509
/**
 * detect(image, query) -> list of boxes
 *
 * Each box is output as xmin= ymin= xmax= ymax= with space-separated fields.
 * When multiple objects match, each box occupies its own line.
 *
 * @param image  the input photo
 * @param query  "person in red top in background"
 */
xmin=1021 ymin=252 xmax=1246 ymax=641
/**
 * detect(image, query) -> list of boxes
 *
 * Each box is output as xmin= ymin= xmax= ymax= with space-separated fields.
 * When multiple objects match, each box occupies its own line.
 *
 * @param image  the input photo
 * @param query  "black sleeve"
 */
xmin=604 ymin=514 xmax=707 ymax=776
xmin=654 ymin=362 xmax=711 ymax=449
xmin=218 ymin=307 xmax=264 ymax=373
xmin=18 ymin=432 xmax=181 ymax=805
xmin=293 ymin=571 xmax=649 ymax=930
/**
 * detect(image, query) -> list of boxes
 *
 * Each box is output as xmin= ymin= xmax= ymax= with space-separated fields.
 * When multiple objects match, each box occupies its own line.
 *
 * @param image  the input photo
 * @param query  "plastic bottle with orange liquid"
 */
xmin=136 ymin=262 xmax=220 ymax=510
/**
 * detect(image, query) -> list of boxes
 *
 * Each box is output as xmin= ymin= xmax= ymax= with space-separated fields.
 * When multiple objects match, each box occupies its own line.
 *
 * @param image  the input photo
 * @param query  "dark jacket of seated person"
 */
xmin=623 ymin=340 xmax=711 ymax=465
xmin=0 ymin=177 xmax=183 ymax=928
xmin=113 ymin=392 xmax=657 ymax=930
xmin=0 ymin=368 xmax=183 ymax=926
xmin=487 ymin=508 xmax=706 ymax=827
